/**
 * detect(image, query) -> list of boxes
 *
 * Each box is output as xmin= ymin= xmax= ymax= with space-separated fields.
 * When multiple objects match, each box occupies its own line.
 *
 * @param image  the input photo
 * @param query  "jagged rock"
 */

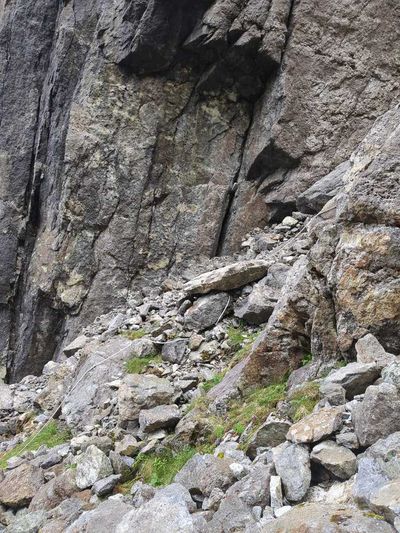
xmin=382 ymin=362 xmax=400 ymax=389
xmin=161 ymin=339 xmax=188 ymax=364
xmin=118 ymin=374 xmax=175 ymax=427
xmin=70 ymin=435 xmax=114 ymax=454
xmin=323 ymin=362 xmax=380 ymax=398
xmin=310 ymin=441 xmax=357 ymax=480
xmin=75 ymin=445 xmax=113 ymax=490
xmin=270 ymin=476 xmax=283 ymax=510
xmin=0 ymin=463 xmax=44 ymax=508
xmin=297 ymin=161 xmax=349 ymax=214
xmin=234 ymin=284 xmax=278 ymax=325
xmin=130 ymin=338 xmax=156 ymax=358
xmin=92 ymin=474 xmax=121 ymax=497
xmin=63 ymin=335 xmax=88 ymax=357
xmin=203 ymin=488 xmax=225 ymax=511
xmin=286 ymin=406 xmax=344 ymax=444
xmin=353 ymin=383 xmax=400 ymax=447
xmin=273 ymin=442 xmax=311 ymax=502
xmin=369 ymin=480 xmax=400 ymax=525
xmin=0 ymin=383 xmax=13 ymax=411
xmin=246 ymin=418 xmax=291 ymax=459
xmin=114 ymin=435 xmax=140 ymax=457
xmin=174 ymin=454 xmax=235 ymax=497
xmin=109 ymin=451 xmax=135 ymax=483
xmin=29 ymin=470 xmax=78 ymax=511
xmin=131 ymin=481 xmax=156 ymax=508
xmin=319 ymin=382 xmax=346 ymax=406
xmin=353 ymin=432 xmax=400 ymax=508
xmin=66 ymin=498 xmax=133 ymax=533
xmin=6 ymin=510 xmax=47 ymax=533
xmin=183 ymin=260 xmax=271 ymax=295
xmin=356 ymin=334 xmax=396 ymax=368
xmin=184 ymin=293 xmax=230 ymax=332
xmin=205 ymin=496 xmax=258 ymax=532
xmin=139 ymin=404 xmax=181 ymax=432
xmin=336 ymin=429 xmax=359 ymax=450
xmin=266 ymin=503 xmax=394 ymax=532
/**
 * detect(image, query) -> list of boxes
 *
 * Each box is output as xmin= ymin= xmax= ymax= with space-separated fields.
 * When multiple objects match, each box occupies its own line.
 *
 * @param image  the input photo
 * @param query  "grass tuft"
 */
xmin=121 ymin=329 xmax=146 ymax=340
xmin=288 ymin=381 xmax=320 ymax=422
xmin=125 ymin=355 xmax=161 ymax=374
xmin=202 ymin=373 xmax=225 ymax=393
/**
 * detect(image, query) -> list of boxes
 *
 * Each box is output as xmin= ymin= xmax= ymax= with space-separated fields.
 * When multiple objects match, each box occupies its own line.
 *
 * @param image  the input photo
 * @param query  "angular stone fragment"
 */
xmin=130 ymin=338 xmax=156 ymax=358
xmin=183 ymin=260 xmax=271 ymax=295
xmin=161 ymin=339 xmax=188 ymax=364
xmin=75 ymin=445 xmax=113 ymax=489
xmin=272 ymin=442 xmax=311 ymax=502
xmin=63 ymin=335 xmax=88 ymax=356
xmin=115 ymin=435 xmax=140 ymax=457
xmin=184 ymin=293 xmax=230 ymax=332
xmin=382 ymin=362 xmax=400 ymax=389
xmin=356 ymin=333 xmax=396 ymax=368
xmin=118 ymin=374 xmax=175 ymax=426
xmin=246 ymin=418 xmax=291 ymax=459
xmin=0 ymin=463 xmax=44 ymax=508
xmin=270 ymin=476 xmax=283 ymax=510
xmin=67 ymin=499 xmax=133 ymax=533
xmin=109 ymin=451 xmax=135 ymax=482
xmin=92 ymin=474 xmax=121 ymax=497
xmin=234 ymin=283 xmax=278 ymax=325
xmin=369 ymin=480 xmax=400 ymax=524
xmin=29 ymin=470 xmax=78 ymax=511
xmin=286 ymin=406 xmax=344 ymax=444
xmin=6 ymin=510 xmax=47 ymax=533
xmin=311 ymin=440 xmax=357 ymax=479
xmin=139 ymin=404 xmax=181 ymax=432
xmin=323 ymin=362 xmax=380 ymax=398
xmin=353 ymin=383 xmax=400 ymax=447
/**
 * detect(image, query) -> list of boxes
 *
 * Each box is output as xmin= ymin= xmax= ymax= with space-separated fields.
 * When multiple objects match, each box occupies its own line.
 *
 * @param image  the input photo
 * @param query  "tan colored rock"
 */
xmin=0 ymin=463 xmax=44 ymax=508
xmin=183 ymin=260 xmax=271 ymax=295
xmin=286 ymin=406 xmax=344 ymax=444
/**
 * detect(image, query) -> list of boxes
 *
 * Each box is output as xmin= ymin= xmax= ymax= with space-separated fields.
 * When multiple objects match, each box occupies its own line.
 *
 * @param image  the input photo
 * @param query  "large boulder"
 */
xmin=273 ymin=442 xmax=311 ymax=502
xmin=246 ymin=418 xmax=291 ymax=459
xmin=310 ymin=440 xmax=357 ymax=480
xmin=66 ymin=498 xmax=133 ymax=533
xmin=184 ymin=293 xmax=230 ymax=332
xmin=29 ymin=470 xmax=78 ymax=511
xmin=118 ymin=374 xmax=176 ymax=426
xmin=323 ymin=362 xmax=380 ymax=398
xmin=75 ymin=445 xmax=113 ymax=490
xmin=356 ymin=334 xmax=396 ymax=368
xmin=0 ymin=463 xmax=44 ymax=508
xmin=353 ymin=383 xmax=400 ymax=447
xmin=286 ymin=406 xmax=344 ymax=444
xmin=369 ymin=480 xmax=400 ymax=525
xmin=161 ymin=339 xmax=188 ymax=364
xmin=139 ymin=404 xmax=181 ymax=433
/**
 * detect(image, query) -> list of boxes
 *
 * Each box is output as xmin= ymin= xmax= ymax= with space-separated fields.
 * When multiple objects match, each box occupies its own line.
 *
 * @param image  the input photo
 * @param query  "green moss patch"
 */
xmin=125 ymin=355 xmax=161 ymax=374
xmin=288 ymin=381 xmax=320 ymax=422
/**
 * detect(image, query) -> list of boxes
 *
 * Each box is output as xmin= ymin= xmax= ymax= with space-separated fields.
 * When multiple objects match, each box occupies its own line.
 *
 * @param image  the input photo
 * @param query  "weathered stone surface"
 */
xmin=323 ymin=362 xmax=380 ymax=398
xmin=29 ymin=470 xmax=78 ymax=511
xmin=286 ymin=406 xmax=344 ymax=444
xmin=118 ymin=374 xmax=175 ymax=426
xmin=92 ymin=474 xmax=121 ymax=497
xmin=130 ymin=338 xmax=156 ymax=359
xmin=184 ymin=293 xmax=230 ymax=332
xmin=109 ymin=451 xmax=135 ymax=482
xmin=311 ymin=440 xmax=357 ymax=480
xmin=66 ymin=498 xmax=132 ymax=533
xmin=183 ymin=261 xmax=271 ymax=295
xmin=75 ymin=445 xmax=113 ymax=490
xmin=369 ymin=480 xmax=400 ymax=525
xmin=356 ymin=334 xmax=396 ymax=368
xmin=139 ymin=404 xmax=181 ymax=433
xmin=234 ymin=283 xmax=278 ymax=325
xmin=0 ymin=463 xmax=44 ymax=508
xmin=174 ymin=453 xmax=235 ymax=497
xmin=161 ymin=339 xmax=188 ymax=364
xmin=265 ymin=503 xmax=394 ymax=532
xmin=382 ymin=363 xmax=400 ymax=390
xmin=6 ymin=511 xmax=47 ymax=533
xmin=353 ymin=383 xmax=400 ymax=448
xmin=114 ymin=435 xmax=140 ymax=457
xmin=273 ymin=442 xmax=311 ymax=502
xmin=270 ymin=476 xmax=283 ymax=510
xmin=63 ymin=335 xmax=88 ymax=357
xmin=246 ymin=419 xmax=291 ymax=459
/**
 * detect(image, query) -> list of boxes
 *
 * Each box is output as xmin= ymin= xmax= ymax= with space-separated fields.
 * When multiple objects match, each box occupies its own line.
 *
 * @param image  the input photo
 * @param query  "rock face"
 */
xmin=1 ymin=0 xmax=399 ymax=380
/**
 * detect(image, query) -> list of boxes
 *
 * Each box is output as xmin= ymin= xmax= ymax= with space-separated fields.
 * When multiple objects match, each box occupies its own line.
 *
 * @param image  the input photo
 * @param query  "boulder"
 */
xmin=139 ymin=404 xmax=181 ymax=432
xmin=118 ymin=374 xmax=175 ymax=426
xmin=174 ymin=453 xmax=235 ymax=497
xmin=184 ymin=293 xmax=230 ymax=332
xmin=114 ymin=435 xmax=140 ymax=457
xmin=323 ymin=362 xmax=380 ymax=398
xmin=66 ymin=498 xmax=133 ymax=533
xmin=310 ymin=440 xmax=357 ymax=479
xmin=353 ymin=383 xmax=400 ymax=447
xmin=273 ymin=442 xmax=311 ymax=502
xmin=130 ymin=338 xmax=156 ymax=358
xmin=286 ymin=406 xmax=344 ymax=444
xmin=183 ymin=260 xmax=271 ymax=295
xmin=0 ymin=463 xmax=44 ymax=508
xmin=356 ymin=334 xmax=396 ymax=368
xmin=382 ymin=362 xmax=400 ymax=389
xmin=234 ymin=284 xmax=277 ymax=325
xmin=109 ymin=451 xmax=135 ymax=482
xmin=29 ymin=470 xmax=78 ymax=511
xmin=270 ymin=476 xmax=283 ymax=510
xmin=92 ymin=474 xmax=121 ymax=497
xmin=161 ymin=339 xmax=188 ymax=364
xmin=369 ymin=480 xmax=400 ymax=524
xmin=63 ymin=335 xmax=88 ymax=356
xmin=266 ymin=503 xmax=394 ymax=532
xmin=75 ymin=445 xmax=113 ymax=489
xmin=6 ymin=510 xmax=47 ymax=533
xmin=319 ymin=382 xmax=346 ymax=406
xmin=246 ymin=418 xmax=291 ymax=459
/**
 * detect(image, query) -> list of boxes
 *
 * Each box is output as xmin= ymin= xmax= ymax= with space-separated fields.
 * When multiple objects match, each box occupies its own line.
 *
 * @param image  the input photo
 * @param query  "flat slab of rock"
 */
xmin=286 ymin=406 xmax=344 ymax=444
xmin=353 ymin=383 xmax=400 ymax=447
xmin=273 ymin=442 xmax=311 ymax=502
xmin=183 ymin=260 xmax=271 ymax=295
xmin=63 ymin=335 xmax=88 ymax=356
xmin=75 ymin=445 xmax=113 ymax=489
xmin=139 ymin=404 xmax=181 ymax=433
xmin=0 ymin=463 xmax=44 ymax=508
xmin=265 ymin=503 xmax=394 ymax=532
xmin=323 ymin=362 xmax=380 ymax=398
xmin=310 ymin=440 xmax=357 ymax=479
xmin=118 ymin=374 xmax=175 ymax=426
xmin=184 ymin=293 xmax=230 ymax=331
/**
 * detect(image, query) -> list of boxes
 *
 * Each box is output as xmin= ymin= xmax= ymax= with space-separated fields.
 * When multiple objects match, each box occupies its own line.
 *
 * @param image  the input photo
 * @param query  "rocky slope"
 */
xmin=0 ymin=0 xmax=399 ymax=532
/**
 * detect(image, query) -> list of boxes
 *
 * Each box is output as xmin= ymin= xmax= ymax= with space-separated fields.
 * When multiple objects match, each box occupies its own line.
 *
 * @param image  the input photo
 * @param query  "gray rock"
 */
xmin=6 ymin=510 xmax=47 ymax=533
xmin=382 ymin=362 xmax=400 ymax=389
xmin=109 ymin=451 xmax=134 ymax=483
xmin=246 ymin=419 xmax=291 ymax=459
xmin=355 ymin=333 xmax=396 ymax=368
xmin=184 ymin=293 xmax=230 ymax=332
xmin=161 ymin=339 xmax=188 ymax=364
xmin=174 ymin=453 xmax=235 ymax=497
xmin=183 ymin=260 xmax=271 ymax=295
xmin=130 ymin=338 xmax=156 ymax=358
xmin=118 ymin=374 xmax=175 ymax=426
xmin=75 ymin=445 xmax=113 ymax=490
xmin=0 ymin=463 xmax=44 ymax=508
xmin=310 ymin=440 xmax=357 ymax=479
xmin=323 ymin=362 xmax=380 ymax=398
xmin=70 ymin=435 xmax=114 ymax=454
xmin=336 ymin=429 xmax=359 ymax=450
xmin=369 ymin=480 xmax=400 ymax=524
xmin=66 ymin=498 xmax=133 ymax=533
xmin=353 ymin=383 xmax=400 ymax=447
xmin=63 ymin=335 xmax=88 ymax=357
xmin=319 ymin=382 xmax=346 ymax=406
xmin=131 ymin=481 xmax=156 ymax=508
xmin=286 ymin=406 xmax=344 ymax=444
xmin=92 ymin=474 xmax=121 ymax=496
xmin=114 ymin=435 xmax=140 ymax=457
xmin=234 ymin=282 xmax=278 ymax=325
xmin=270 ymin=476 xmax=283 ymax=510
xmin=273 ymin=442 xmax=311 ymax=502
xmin=139 ymin=404 xmax=181 ymax=432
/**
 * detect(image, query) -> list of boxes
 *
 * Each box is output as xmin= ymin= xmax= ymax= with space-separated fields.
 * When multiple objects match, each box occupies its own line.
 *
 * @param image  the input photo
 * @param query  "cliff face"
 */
xmin=1 ymin=0 xmax=399 ymax=380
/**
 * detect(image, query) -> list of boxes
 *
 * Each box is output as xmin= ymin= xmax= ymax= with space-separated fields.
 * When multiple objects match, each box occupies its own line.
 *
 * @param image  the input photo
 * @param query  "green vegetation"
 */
xmin=202 ymin=372 xmax=225 ymax=393
xmin=301 ymin=353 xmax=312 ymax=366
xmin=133 ymin=446 xmax=212 ymax=487
xmin=0 ymin=421 xmax=71 ymax=469
xmin=233 ymin=422 xmax=246 ymax=436
xmin=125 ymin=355 xmax=161 ymax=374
xmin=288 ymin=381 xmax=320 ymax=422
xmin=121 ymin=329 xmax=146 ymax=340
xmin=364 ymin=512 xmax=384 ymax=520
xmin=227 ymin=327 xmax=259 ymax=369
